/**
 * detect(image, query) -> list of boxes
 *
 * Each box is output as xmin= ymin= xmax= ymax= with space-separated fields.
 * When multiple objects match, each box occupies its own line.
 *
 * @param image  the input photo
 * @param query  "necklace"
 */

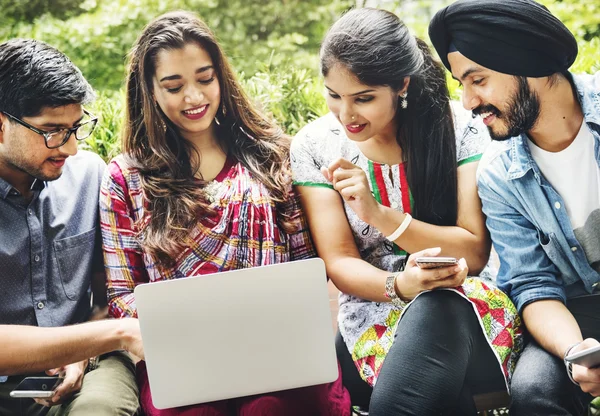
xmin=203 ymin=180 xmax=224 ymax=203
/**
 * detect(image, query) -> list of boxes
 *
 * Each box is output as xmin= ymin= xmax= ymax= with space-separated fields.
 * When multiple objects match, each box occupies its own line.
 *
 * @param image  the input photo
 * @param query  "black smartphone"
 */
xmin=565 ymin=345 xmax=600 ymax=368
xmin=9 ymin=376 xmax=62 ymax=399
xmin=415 ymin=256 xmax=459 ymax=269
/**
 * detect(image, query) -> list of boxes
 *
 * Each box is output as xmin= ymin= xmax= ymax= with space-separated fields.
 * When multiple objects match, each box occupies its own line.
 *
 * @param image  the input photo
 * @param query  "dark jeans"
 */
xmin=0 ymin=351 xmax=139 ymax=416
xmin=337 ymin=290 xmax=506 ymax=416
xmin=510 ymin=293 xmax=600 ymax=416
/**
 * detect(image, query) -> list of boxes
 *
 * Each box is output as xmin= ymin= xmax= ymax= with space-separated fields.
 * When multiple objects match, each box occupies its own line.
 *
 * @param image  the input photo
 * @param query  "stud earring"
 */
xmin=400 ymin=92 xmax=408 ymax=109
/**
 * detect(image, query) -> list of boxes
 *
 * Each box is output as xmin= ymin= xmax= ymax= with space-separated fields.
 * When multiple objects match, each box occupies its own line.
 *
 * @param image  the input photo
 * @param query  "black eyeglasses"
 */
xmin=2 ymin=109 xmax=98 ymax=149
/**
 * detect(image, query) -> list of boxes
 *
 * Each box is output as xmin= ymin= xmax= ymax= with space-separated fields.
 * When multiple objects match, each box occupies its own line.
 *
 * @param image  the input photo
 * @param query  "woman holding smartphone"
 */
xmin=99 ymin=11 xmax=350 ymax=416
xmin=291 ymin=8 xmax=522 ymax=415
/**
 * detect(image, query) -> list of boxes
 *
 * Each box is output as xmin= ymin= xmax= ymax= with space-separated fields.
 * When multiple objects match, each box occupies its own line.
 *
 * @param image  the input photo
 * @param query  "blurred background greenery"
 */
xmin=1 ymin=0 xmax=598 ymax=161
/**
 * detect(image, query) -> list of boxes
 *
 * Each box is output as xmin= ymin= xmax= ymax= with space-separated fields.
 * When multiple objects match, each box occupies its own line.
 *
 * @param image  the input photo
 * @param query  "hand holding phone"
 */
xmin=9 ymin=376 xmax=63 ymax=399
xmin=415 ymin=256 xmax=459 ymax=269
xmin=566 ymin=345 xmax=600 ymax=368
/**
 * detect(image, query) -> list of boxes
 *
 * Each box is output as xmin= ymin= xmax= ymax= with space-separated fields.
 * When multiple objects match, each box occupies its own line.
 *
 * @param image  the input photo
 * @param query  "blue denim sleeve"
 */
xmin=478 ymin=173 xmax=566 ymax=313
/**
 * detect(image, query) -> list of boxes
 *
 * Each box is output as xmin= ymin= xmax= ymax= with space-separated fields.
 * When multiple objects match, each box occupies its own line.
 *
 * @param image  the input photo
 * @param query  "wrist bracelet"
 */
xmin=386 ymin=213 xmax=412 ymax=242
xmin=564 ymin=342 xmax=582 ymax=386
xmin=384 ymin=273 xmax=408 ymax=309
xmin=87 ymin=356 xmax=99 ymax=372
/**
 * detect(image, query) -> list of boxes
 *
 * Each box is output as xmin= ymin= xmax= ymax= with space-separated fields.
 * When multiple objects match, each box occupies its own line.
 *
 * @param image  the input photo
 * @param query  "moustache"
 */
xmin=472 ymin=104 xmax=500 ymax=119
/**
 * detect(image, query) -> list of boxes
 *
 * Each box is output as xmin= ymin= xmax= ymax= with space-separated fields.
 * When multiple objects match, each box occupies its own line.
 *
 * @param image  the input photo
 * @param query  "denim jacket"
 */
xmin=477 ymin=72 xmax=600 ymax=313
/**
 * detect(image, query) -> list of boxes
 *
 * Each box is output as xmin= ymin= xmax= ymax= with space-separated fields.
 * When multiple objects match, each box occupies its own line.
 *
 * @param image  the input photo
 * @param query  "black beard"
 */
xmin=474 ymin=77 xmax=541 ymax=142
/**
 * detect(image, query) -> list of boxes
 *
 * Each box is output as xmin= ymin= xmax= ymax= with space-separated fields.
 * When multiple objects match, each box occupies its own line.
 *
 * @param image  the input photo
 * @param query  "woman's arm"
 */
xmin=373 ymin=162 xmax=489 ymax=273
xmin=325 ymin=159 xmax=490 ymax=274
xmin=281 ymin=189 xmax=317 ymax=261
xmin=297 ymin=185 xmax=467 ymax=302
xmin=99 ymin=161 xmax=148 ymax=318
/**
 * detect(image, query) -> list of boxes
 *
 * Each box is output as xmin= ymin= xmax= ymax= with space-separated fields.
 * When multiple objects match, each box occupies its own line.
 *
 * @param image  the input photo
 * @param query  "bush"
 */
xmin=3 ymin=0 xmax=597 ymax=163
xmin=80 ymin=91 xmax=124 ymax=162
xmin=244 ymin=61 xmax=328 ymax=136
xmin=0 ymin=0 xmax=352 ymax=92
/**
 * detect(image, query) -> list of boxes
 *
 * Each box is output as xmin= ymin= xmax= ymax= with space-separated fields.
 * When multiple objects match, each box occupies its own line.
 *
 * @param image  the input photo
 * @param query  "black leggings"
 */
xmin=336 ymin=290 xmax=506 ymax=416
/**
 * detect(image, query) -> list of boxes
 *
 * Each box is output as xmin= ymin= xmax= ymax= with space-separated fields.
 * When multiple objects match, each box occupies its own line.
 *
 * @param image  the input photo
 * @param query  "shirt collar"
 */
xmin=0 ymin=176 xmax=45 ymax=199
xmin=507 ymin=72 xmax=600 ymax=181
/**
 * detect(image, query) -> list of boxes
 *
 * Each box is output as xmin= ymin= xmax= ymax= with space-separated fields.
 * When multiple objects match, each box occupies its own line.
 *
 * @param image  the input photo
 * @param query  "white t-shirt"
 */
xmin=528 ymin=122 xmax=600 ymax=272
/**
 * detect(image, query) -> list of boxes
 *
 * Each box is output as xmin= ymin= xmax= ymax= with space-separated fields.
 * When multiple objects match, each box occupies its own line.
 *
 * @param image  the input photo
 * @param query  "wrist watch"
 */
xmin=384 ymin=273 xmax=408 ymax=309
xmin=87 ymin=356 xmax=99 ymax=372
xmin=564 ymin=342 xmax=581 ymax=386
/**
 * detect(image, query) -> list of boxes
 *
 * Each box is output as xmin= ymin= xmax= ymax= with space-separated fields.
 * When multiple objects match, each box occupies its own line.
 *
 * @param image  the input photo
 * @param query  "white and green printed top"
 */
xmin=290 ymin=104 xmax=523 ymax=390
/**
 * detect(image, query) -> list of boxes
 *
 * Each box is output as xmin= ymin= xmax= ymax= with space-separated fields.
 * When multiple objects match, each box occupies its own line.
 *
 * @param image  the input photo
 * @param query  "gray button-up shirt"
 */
xmin=0 ymin=150 xmax=106 ymax=329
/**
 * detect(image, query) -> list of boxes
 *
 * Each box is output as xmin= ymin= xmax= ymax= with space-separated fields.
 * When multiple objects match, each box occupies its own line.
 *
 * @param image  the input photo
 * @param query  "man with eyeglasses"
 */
xmin=0 ymin=39 xmax=140 ymax=415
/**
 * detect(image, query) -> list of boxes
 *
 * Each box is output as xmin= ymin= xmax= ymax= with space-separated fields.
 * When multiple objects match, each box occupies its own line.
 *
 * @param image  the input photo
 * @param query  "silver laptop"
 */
xmin=134 ymin=258 xmax=338 ymax=409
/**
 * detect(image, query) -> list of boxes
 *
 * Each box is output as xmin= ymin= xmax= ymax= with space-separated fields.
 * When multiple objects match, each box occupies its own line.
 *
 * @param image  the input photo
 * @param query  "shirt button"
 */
xmin=391 ymin=201 xmax=399 ymax=209
xmin=28 ymin=209 xmax=34 ymax=215
xmin=34 ymin=255 xmax=40 ymax=262
xmin=554 ymin=202 xmax=561 ymax=209
xmin=37 ymin=302 xmax=44 ymax=309
xmin=571 ymin=247 xmax=578 ymax=252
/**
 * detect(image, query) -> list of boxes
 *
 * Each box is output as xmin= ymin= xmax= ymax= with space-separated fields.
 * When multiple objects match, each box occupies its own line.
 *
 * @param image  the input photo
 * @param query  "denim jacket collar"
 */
xmin=507 ymin=72 xmax=600 ymax=182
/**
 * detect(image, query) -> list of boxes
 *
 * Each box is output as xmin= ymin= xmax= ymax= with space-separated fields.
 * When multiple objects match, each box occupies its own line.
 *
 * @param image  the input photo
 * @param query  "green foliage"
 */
xmin=0 ymin=0 xmax=86 ymax=23
xmin=0 ymin=0 xmax=352 ymax=91
xmin=80 ymin=91 xmax=124 ymax=161
xmin=571 ymin=37 xmax=600 ymax=74
xmin=545 ymin=0 xmax=600 ymax=41
xmin=244 ymin=61 xmax=328 ymax=136
xmin=1 ymin=0 xmax=598 ymax=163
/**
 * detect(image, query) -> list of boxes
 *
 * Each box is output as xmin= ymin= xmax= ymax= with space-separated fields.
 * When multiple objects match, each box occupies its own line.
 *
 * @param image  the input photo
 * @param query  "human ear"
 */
xmin=398 ymin=76 xmax=411 ymax=96
xmin=0 ymin=113 xmax=6 ymax=143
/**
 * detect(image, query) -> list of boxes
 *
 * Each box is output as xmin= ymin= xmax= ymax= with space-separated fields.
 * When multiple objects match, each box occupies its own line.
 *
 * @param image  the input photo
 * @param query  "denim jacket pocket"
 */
xmin=537 ymin=229 xmax=552 ymax=246
xmin=53 ymin=228 xmax=96 ymax=300
xmin=537 ymin=230 xmax=576 ymax=282
xmin=537 ymin=230 xmax=565 ymax=267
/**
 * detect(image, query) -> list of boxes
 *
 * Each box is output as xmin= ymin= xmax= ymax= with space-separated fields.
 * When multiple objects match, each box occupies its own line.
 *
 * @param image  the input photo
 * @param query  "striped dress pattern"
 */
xmin=99 ymin=154 xmax=315 ymax=319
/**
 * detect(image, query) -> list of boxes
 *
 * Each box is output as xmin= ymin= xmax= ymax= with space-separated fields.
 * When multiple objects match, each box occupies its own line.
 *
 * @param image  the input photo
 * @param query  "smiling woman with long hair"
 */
xmin=99 ymin=11 xmax=350 ymax=416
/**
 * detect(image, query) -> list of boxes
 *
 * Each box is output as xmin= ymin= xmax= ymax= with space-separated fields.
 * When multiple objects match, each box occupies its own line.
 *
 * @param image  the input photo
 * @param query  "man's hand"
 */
xmin=570 ymin=338 xmax=600 ymax=396
xmin=34 ymin=360 xmax=87 ymax=407
xmin=120 ymin=318 xmax=144 ymax=361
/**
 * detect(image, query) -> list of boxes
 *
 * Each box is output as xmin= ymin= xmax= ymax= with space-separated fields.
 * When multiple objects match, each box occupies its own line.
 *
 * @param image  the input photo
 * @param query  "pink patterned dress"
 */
xmin=100 ymin=154 xmax=350 ymax=416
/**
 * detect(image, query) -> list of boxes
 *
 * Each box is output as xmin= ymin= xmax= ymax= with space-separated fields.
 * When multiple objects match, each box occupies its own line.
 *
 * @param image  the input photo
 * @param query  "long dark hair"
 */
xmin=123 ymin=11 xmax=292 ymax=265
xmin=321 ymin=8 xmax=458 ymax=226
